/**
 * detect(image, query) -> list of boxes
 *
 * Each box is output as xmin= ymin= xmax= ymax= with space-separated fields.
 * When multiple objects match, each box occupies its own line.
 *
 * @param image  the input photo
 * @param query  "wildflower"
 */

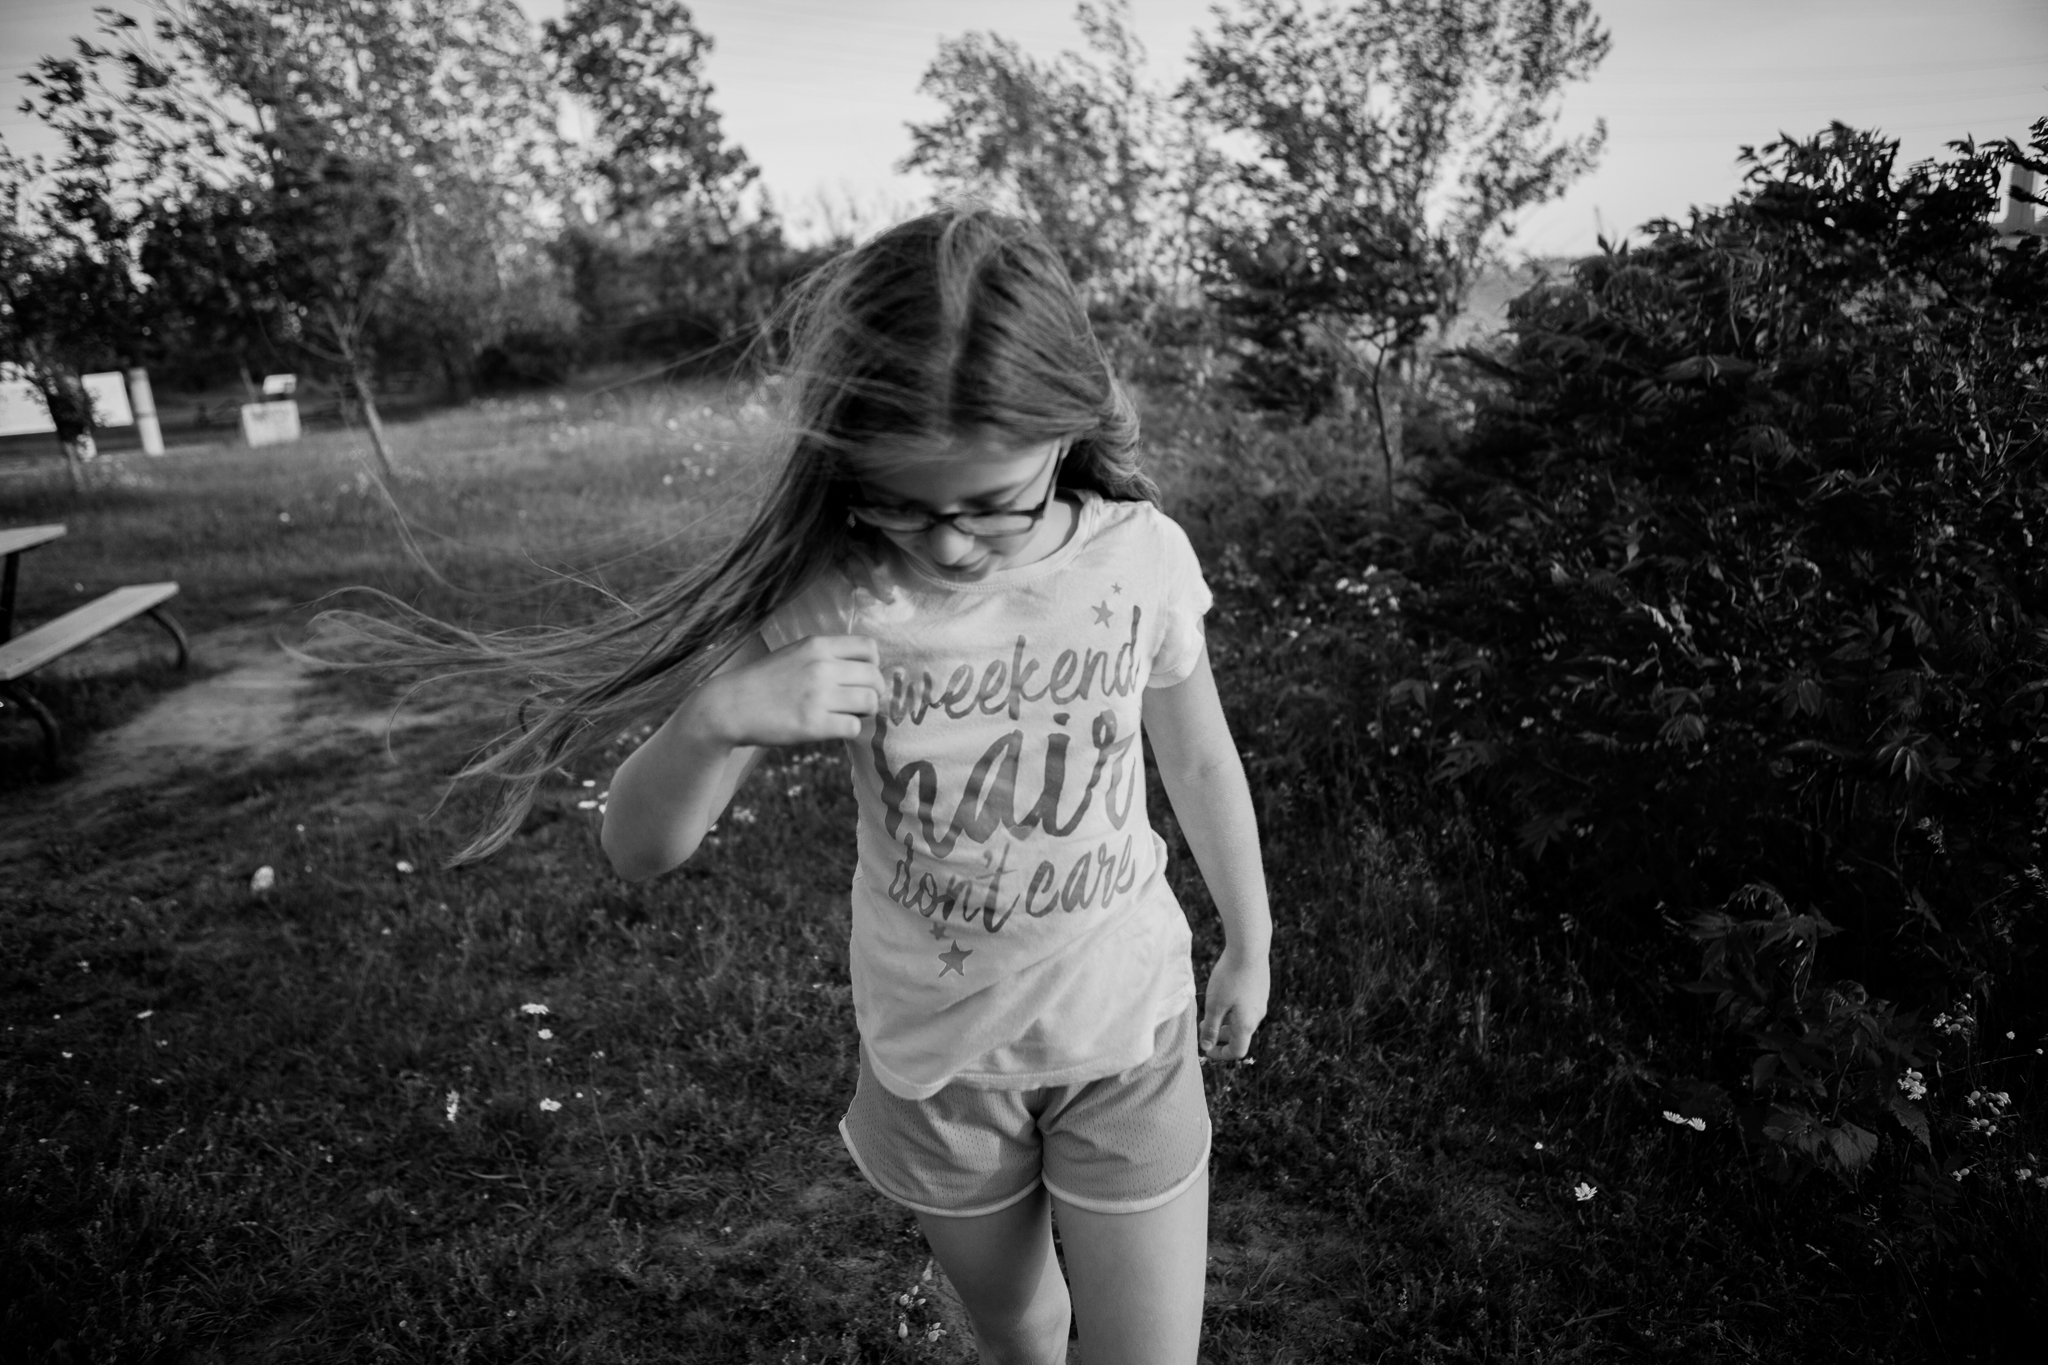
xmin=1663 ymin=1110 xmax=1707 ymax=1131
xmin=537 ymin=1028 xmax=554 ymax=1040
xmin=135 ymin=1009 xmax=154 ymax=1020
xmin=787 ymin=785 xmax=803 ymax=798
xmin=1898 ymin=1069 xmax=1928 ymax=1101
xmin=445 ymin=1090 xmax=461 ymax=1123
xmin=2019 ymin=1168 xmax=2034 ymax=1182
xmin=395 ymin=860 xmax=415 ymax=874
xmin=1573 ymin=1182 xmax=1597 ymax=1202
xmin=250 ymin=866 xmax=276 ymax=893
xmin=576 ymin=800 xmax=599 ymax=811
xmin=581 ymin=779 xmax=596 ymax=788
xmin=729 ymin=806 xmax=757 ymax=825
xmin=61 ymin=1051 xmax=72 ymax=1059
xmin=76 ymin=960 xmax=89 ymax=972
xmin=520 ymin=1003 xmax=549 ymax=1016
xmin=538 ymin=1098 xmax=562 ymax=1113
xmin=1534 ymin=1141 xmax=1545 ymax=1150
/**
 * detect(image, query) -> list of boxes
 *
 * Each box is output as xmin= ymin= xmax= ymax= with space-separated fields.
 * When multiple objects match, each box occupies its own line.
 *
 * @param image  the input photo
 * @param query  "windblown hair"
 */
xmin=315 ymin=206 xmax=1156 ymax=862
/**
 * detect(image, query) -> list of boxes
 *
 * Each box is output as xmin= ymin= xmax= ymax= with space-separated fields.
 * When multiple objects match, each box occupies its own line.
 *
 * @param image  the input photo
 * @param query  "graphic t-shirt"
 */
xmin=760 ymin=492 xmax=1214 ymax=1099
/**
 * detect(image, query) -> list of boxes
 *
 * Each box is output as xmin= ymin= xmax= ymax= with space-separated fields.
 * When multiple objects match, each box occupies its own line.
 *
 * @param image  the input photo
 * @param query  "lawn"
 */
xmin=1 ymin=386 xmax=1946 ymax=1362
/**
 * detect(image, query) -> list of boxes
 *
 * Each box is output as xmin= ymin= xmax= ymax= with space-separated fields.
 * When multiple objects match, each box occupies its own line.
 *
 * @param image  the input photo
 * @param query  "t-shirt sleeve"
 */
xmin=759 ymin=565 xmax=853 ymax=652
xmin=1147 ymin=512 xmax=1213 ymax=688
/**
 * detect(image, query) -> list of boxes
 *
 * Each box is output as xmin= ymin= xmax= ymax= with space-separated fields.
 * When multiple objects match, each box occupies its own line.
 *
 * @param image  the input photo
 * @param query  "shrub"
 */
xmin=1375 ymin=121 xmax=2048 ymax=1195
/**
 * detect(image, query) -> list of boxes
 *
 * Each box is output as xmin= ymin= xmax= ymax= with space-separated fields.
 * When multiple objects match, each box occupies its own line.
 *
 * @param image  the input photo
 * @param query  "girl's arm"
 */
xmin=1142 ymin=645 xmax=1273 ymax=1062
xmin=602 ymin=632 xmax=883 ymax=881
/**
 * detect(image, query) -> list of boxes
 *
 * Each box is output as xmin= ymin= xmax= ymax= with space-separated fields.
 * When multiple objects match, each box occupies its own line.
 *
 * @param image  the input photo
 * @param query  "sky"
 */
xmin=2 ymin=0 xmax=2043 ymax=255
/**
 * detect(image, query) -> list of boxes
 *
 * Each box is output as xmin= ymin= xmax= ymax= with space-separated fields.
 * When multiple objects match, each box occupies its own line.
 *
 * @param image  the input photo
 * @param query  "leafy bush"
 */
xmin=1376 ymin=121 xmax=2048 ymax=1192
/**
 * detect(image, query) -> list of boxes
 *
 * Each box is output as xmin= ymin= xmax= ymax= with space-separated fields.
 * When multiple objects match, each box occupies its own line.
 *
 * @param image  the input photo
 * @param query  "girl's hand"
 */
xmin=698 ymin=634 xmax=885 ymax=747
xmin=1199 ymin=942 xmax=1271 ymax=1063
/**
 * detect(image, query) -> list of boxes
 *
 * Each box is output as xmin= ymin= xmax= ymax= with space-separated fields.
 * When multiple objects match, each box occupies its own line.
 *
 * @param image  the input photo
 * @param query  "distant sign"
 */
xmin=0 ymin=367 xmax=54 ymax=437
xmin=241 ymin=399 xmax=303 ymax=447
xmin=262 ymin=373 xmax=298 ymax=397
xmin=83 ymin=371 xmax=134 ymax=427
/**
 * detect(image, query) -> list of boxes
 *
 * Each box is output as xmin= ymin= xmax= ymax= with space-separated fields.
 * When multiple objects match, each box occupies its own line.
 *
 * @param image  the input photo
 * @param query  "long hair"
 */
xmin=314 ymin=206 xmax=1156 ymax=862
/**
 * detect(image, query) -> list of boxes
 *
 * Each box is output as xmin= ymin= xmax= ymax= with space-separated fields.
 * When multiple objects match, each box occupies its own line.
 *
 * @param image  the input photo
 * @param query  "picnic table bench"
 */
xmin=0 ymin=523 xmax=188 ymax=775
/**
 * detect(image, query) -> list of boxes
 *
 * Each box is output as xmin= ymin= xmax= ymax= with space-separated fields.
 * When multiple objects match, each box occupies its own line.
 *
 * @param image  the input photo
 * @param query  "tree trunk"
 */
xmin=1366 ymin=347 xmax=1404 ymax=517
xmin=353 ymin=363 xmax=398 ymax=479
xmin=324 ymin=303 xmax=398 ymax=479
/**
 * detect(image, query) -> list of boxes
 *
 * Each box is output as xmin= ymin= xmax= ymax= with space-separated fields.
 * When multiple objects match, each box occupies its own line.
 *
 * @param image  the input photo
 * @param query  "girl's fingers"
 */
xmin=834 ymin=683 xmax=880 ymax=717
xmin=816 ymin=633 xmax=881 ymax=663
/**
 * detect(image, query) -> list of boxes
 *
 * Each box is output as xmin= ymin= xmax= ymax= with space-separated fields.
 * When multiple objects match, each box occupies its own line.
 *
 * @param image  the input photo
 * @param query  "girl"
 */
xmin=391 ymin=208 xmax=1270 ymax=1364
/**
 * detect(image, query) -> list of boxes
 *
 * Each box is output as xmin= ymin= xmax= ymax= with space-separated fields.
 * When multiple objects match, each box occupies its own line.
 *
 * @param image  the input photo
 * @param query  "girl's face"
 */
xmin=852 ymin=430 xmax=1074 ymax=582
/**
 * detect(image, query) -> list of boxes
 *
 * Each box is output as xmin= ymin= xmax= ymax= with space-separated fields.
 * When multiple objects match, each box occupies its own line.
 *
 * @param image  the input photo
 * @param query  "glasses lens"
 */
xmin=953 ymin=512 xmax=1037 ymax=536
xmin=850 ymin=506 xmax=932 ymax=531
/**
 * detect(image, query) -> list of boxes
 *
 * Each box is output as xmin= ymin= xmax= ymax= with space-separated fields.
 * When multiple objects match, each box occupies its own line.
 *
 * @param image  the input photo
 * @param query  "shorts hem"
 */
xmin=837 ymin=1117 xmax=1043 ymax=1219
xmin=1041 ymin=1130 xmax=1211 ymax=1215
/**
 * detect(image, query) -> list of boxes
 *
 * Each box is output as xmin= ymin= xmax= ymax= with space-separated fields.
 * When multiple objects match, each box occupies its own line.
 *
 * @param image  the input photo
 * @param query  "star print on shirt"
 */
xmin=928 ymin=921 xmax=952 ymax=940
xmin=1111 ymin=583 xmax=1122 ymax=594
xmin=938 ymin=942 xmax=973 ymax=977
xmin=1091 ymin=600 xmax=1114 ymax=626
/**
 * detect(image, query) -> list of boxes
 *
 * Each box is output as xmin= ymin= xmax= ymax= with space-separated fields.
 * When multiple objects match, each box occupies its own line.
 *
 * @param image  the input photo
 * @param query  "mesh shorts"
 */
xmin=839 ymin=1001 xmax=1212 ymax=1218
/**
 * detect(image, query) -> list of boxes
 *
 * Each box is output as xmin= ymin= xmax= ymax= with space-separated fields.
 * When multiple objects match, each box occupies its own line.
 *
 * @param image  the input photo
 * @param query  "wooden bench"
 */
xmin=0 ymin=524 xmax=188 ymax=775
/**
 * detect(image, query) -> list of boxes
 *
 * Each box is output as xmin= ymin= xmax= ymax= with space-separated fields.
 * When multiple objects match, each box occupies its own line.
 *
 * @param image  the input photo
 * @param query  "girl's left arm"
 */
xmin=1143 ymin=645 xmax=1272 ymax=1062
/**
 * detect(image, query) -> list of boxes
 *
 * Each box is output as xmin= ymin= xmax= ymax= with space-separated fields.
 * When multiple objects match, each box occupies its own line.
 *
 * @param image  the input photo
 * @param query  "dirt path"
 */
xmin=59 ymin=625 xmax=430 ymax=800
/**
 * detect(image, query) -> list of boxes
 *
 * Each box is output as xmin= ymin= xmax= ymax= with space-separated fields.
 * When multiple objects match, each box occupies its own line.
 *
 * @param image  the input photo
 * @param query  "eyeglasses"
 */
xmin=848 ymin=444 xmax=1067 ymax=538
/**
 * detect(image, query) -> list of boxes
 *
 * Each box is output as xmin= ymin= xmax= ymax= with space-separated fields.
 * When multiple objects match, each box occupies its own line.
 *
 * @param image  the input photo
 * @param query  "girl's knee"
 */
xmin=962 ymin=1278 xmax=1071 ymax=1365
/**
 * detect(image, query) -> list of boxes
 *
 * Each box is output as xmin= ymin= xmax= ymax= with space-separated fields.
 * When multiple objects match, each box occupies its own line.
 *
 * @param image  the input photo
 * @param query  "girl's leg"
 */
xmin=1050 ymin=1162 xmax=1209 ymax=1365
xmin=916 ymin=1184 xmax=1073 ymax=1365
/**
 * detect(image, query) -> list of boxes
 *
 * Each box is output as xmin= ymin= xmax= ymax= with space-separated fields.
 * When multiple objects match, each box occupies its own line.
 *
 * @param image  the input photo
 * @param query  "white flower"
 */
xmin=445 ymin=1090 xmax=461 ymax=1123
xmin=1899 ymin=1068 xmax=1928 ymax=1101
xmin=538 ymin=1098 xmax=562 ymax=1112
xmin=537 ymin=1028 xmax=553 ymax=1040
xmin=520 ymin=1003 xmax=549 ymax=1016
xmin=61 ymin=1051 xmax=73 ymax=1059
xmin=1573 ymin=1182 xmax=1597 ymax=1202
xmin=135 ymin=1009 xmax=154 ymax=1020
xmin=1662 ymin=1110 xmax=1706 ymax=1131
xmin=729 ymin=806 xmax=757 ymax=825
xmin=395 ymin=860 xmax=415 ymax=874
xmin=250 ymin=866 xmax=276 ymax=893
xmin=576 ymin=800 xmax=598 ymax=810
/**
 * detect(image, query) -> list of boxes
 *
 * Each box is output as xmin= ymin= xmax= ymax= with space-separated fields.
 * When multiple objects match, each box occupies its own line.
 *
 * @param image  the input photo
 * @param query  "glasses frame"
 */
xmin=847 ymin=442 xmax=1068 ymax=539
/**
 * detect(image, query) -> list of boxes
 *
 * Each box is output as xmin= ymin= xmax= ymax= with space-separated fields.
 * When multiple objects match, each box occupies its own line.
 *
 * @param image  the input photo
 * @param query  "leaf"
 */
xmin=1882 ymin=1091 xmax=1932 ymax=1150
xmin=1514 ymin=805 xmax=1583 ymax=857
xmin=1658 ymin=354 xmax=1758 ymax=384
xmin=1825 ymin=1121 xmax=1879 ymax=1173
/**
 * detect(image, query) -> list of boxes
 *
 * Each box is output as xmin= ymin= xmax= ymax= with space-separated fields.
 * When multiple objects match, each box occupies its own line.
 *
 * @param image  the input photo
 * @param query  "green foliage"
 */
xmin=1377 ymin=123 xmax=2048 ymax=1189
xmin=543 ymin=0 xmax=756 ymax=227
xmin=903 ymin=0 xmax=1193 ymax=307
xmin=1187 ymin=0 xmax=1609 ymax=424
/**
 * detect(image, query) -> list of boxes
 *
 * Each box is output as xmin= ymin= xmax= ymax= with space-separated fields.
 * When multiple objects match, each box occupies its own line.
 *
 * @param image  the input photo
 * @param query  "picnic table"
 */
xmin=0 ymin=523 xmax=187 ymax=775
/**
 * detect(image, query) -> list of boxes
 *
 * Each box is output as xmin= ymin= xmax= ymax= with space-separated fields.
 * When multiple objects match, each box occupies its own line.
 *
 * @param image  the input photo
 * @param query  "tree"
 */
xmin=542 ymin=0 xmax=793 ymax=374
xmin=0 ymin=143 xmax=146 ymax=482
xmin=543 ymin=0 xmax=756 ymax=230
xmin=1186 ymin=0 xmax=1609 ymax=497
xmin=19 ymin=1 xmax=570 ymax=473
xmin=903 ymin=1 xmax=1200 ymax=310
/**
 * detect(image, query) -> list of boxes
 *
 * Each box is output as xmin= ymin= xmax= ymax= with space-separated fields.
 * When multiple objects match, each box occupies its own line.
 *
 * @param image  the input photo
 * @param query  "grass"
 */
xmin=0 ymin=383 xmax=1989 ymax=1362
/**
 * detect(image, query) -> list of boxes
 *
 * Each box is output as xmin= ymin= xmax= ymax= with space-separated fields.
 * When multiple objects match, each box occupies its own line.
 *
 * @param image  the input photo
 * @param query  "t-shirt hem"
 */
xmin=865 ymin=982 xmax=1198 ymax=1099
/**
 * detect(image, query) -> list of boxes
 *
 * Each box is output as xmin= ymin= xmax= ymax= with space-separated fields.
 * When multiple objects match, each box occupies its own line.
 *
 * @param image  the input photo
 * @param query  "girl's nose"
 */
xmin=923 ymin=523 xmax=980 ymax=565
